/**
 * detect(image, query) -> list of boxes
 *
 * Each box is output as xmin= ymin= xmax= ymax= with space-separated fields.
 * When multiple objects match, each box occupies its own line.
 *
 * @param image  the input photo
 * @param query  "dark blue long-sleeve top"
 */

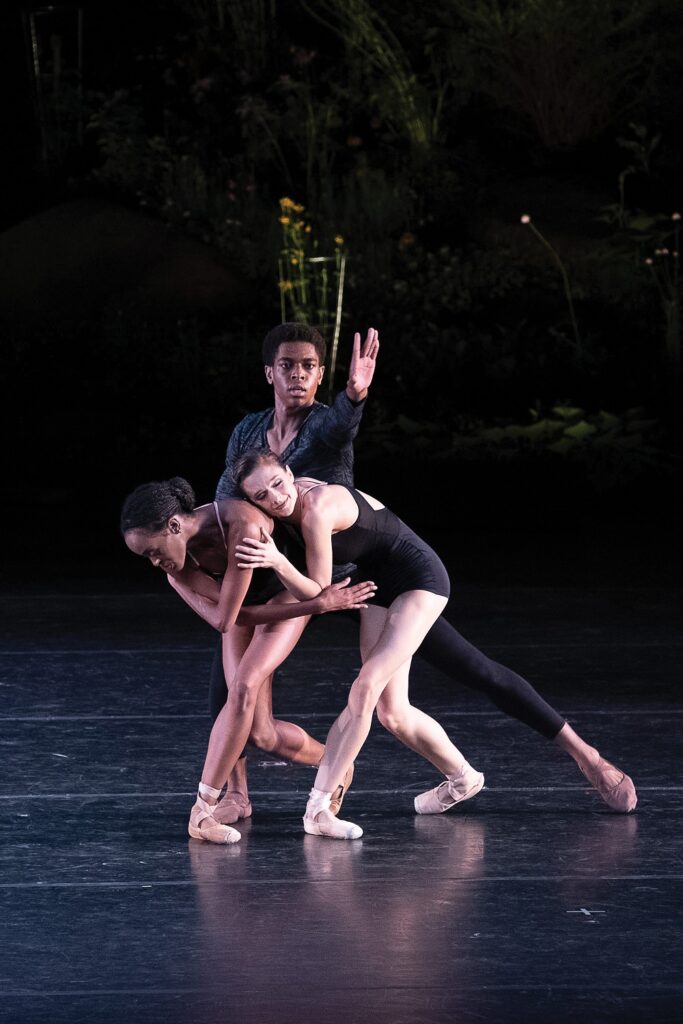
xmin=215 ymin=391 xmax=366 ymax=500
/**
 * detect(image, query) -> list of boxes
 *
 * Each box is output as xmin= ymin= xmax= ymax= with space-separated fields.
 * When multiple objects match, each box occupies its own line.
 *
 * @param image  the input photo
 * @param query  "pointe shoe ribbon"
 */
xmin=304 ymin=787 xmax=362 ymax=840
xmin=329 ymin=763 xmax=354 ymax=817
xmin=579 ymin=757 xmax=637 ymax=813
xmin=188 ymin=783 xmax=241 ymax=843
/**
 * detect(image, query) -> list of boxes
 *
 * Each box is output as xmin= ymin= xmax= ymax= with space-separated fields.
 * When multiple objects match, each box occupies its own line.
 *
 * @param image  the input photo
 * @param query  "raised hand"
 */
xmin=315 ymin=577 xmax=378 ymax=613
xmin=346 ymin=327 xmax=380 ymax=402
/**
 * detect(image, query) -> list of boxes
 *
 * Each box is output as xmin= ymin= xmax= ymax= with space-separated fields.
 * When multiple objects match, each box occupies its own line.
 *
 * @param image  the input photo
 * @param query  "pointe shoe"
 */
xmin=414 ymin=763 xmax=485 ymax=815
xmin=579 ymin=757 xmax=637 ymax=813
xmin=303 ymin=807 xmax=363 ymax=840
xmin=188 ymin=784 xmax=241 ymax=844
xmin=329 ymin=763 xmax=354 ymax=817
xmin=213 ymin=791 xmax=253 ymax=825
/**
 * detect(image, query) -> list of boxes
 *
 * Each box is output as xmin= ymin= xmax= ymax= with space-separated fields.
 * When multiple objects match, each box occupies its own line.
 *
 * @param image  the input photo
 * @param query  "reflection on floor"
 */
xmin=1 ymin=584 xmax=681 ymax=1023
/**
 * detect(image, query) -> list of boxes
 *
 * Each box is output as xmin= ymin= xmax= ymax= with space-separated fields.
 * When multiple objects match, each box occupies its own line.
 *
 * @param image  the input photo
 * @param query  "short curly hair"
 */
xmin=261 ymin=322 xmax=326 ymax=365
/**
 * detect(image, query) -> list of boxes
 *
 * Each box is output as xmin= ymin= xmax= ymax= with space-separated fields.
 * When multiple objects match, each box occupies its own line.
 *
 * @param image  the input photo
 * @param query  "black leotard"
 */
xmin=329 ymin=487 xmax=450 ymax=607
xmin=208 ymin=493 xmax=566 ymax=742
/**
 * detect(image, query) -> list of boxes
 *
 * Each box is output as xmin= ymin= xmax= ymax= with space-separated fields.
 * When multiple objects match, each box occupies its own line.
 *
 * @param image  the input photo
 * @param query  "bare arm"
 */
xmin=235 ymin=493 xmax=338 ymax=600
xmin=166 ymin=565 xmax=375 ymax=629
xmin=168 ymin=516 xmax=261 ymax=632
xmin=235 ymin=531 xmax=328 ymax=600
xmin=235 ymin=577 xmax=376 ymax=625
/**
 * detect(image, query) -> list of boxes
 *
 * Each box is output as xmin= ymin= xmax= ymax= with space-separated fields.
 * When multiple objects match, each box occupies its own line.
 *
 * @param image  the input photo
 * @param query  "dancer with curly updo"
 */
xmin=121 ymin=476 xmax=376 ymax=844
xmin=235 ymin=449 xmax=638 ymax=840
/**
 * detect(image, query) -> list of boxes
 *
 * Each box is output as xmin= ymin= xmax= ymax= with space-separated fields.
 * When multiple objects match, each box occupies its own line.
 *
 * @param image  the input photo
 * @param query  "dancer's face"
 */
xmin=241 ymin=462 xmax=298 ymax=518
xmin=124 ymin=518 xmax=187 ymax=573
xmin=265 ymin=342 xmax=324 ymax=408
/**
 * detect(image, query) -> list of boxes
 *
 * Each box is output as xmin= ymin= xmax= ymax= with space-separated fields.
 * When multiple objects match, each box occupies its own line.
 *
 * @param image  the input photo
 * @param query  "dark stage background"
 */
xmin=2 ymin=1 xmax=682 ymax=591
xmin=1 ymin=7 xmax=683 ymax=1024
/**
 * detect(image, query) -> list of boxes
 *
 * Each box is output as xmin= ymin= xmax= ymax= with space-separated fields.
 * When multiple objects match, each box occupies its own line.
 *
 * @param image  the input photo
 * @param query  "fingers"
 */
xmin=237 ymin=537 xmax=262 ymax=550
xmin=235 ymin=538 xmax=270 ymax=569
xmin=353 ymin=327 xmax=380 ymax=359
xmin=362 ymin=326 xmax=379 ymax=359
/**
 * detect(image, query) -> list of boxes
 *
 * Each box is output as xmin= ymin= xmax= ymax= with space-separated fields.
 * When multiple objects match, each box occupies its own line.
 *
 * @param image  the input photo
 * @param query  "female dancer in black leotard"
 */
xmin=121 ymin=477 xmax=375 ymax=844
xmin=235 ymin=450 xmax=638 ymax=840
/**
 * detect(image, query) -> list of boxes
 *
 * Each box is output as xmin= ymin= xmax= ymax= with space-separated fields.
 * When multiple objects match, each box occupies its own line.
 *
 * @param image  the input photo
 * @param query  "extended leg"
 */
xmin=419 ymin=616 xmax=565 ymax=737
xmin=555 ymin=722 xmax=637 ymax=812
xmin=419 ymin=616 xmax=636 ymax=811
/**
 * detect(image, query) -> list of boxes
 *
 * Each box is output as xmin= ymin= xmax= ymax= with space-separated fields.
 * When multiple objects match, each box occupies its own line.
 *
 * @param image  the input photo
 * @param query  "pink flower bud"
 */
xmin=520 ymin=214 xmax=531 ymax=224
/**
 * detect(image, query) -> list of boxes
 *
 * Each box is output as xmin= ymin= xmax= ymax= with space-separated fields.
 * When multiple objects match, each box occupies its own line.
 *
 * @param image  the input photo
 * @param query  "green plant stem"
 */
xmin=527 ymin=221 xmax=582 ymax=360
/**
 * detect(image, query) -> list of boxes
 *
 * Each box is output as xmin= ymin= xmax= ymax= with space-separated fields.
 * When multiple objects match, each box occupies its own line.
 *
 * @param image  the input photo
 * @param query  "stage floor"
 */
xmin=1 ymin=582 xmax=681 ymax=1024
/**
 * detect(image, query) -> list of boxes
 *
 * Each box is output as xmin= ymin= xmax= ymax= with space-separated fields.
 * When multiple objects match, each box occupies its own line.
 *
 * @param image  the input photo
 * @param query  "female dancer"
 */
xmin=121 ymin=477 xmax=376 ymax=844
xmin=235 ymin=449 xmax=638 ymax=840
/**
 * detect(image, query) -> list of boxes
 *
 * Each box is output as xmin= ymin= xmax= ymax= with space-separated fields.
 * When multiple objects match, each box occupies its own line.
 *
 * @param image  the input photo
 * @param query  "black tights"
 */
xmin=208 ymin=612 xmax=565 ymax=740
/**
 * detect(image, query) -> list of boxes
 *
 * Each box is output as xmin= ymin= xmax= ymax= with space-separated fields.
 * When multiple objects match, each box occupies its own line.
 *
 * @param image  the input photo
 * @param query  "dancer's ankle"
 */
xmin=198 ymin=781 xmax=221 ymax=805
xmin=306 ymin=786 xmax=332 ymax=819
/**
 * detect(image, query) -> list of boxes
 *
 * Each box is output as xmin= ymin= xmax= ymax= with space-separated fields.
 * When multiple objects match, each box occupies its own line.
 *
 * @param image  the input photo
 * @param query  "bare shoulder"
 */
xmin=299 ymin=482 xmax=355 ymax=528
xmin=219 ymin=498 xmax=273 ymax=534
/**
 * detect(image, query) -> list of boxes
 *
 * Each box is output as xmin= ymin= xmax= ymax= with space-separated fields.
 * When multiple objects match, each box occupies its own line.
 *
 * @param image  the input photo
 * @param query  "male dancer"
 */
xmin=211 ymin=321 xmax=636 ymax=819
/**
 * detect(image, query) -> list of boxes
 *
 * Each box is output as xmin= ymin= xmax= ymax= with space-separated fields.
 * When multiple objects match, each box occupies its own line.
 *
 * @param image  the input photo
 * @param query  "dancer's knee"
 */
xmin=229 ymin=675 xmax=263 ymax=716
xmin=375 ymin=702 xmax=409 ymax=737
xmin=347 ymin=676 xmax=383 ymax=719
xmin=249 ymin=724 xmax=278 ymax=752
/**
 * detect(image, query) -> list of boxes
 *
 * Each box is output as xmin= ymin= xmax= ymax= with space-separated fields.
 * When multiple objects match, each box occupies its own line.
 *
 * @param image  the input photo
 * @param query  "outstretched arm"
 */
xmin=166 ymin=565 xmax=375 ymax=629
xmin=235 ymin=577 xmax=376 ymax=625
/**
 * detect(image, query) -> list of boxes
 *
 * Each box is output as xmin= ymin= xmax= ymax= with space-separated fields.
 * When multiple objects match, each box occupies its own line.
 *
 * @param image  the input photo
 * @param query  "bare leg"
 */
xmin=192 ymin=610 xmax=313 ymax=841
xmin=372 ymin=623 xmax=485 ymax=815
xmin=314 ymin=594 xmax=448 ymax=794
xmin=376 ymin=665 xmax=467 ymax=776
xmin=214 ymin=623 xmax=253 ymax=823
xmin=555 ymin=722 xmax=637 ymax=812
xmin=203 ymin=615 xmax=312 ymax=789
xmin=250 ymin=672 xmax=325 ymax=765
xmin=217 ymin=667 xmax=326 ymax=823
xmin=305 ymin=593 xmax=447 ymax=839
xmin=367 ymin=611 xmax=466 ymax=775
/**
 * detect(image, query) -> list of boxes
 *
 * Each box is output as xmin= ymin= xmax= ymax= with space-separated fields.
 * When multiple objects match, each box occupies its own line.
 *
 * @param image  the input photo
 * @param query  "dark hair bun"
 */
xmin=167 ymin=477 xmax=195 ymax=512
xmin=120 ymin=476 xmax=197 ymax=533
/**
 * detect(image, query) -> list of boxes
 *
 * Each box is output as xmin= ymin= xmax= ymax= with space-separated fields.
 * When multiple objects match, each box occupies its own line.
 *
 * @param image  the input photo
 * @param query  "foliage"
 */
xmin=14 ymin=0 xmax=683 ymax=476
xmin=445 ymin=0 xmax=661 ymax=147
xmin=277 ymin=196 xmax=345 ymax=331
xmin=359 ymin=403 xmax=676 ymax=490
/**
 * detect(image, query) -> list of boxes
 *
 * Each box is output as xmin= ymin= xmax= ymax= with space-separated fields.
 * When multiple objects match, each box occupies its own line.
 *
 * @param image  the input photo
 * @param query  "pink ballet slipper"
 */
xmin=414 ymin=763 xmax=485 ymax=815
xmin=188 ymin=783 xmax=241 ymax=844
xmin=579 ymin=757 xmax=637 ymax=813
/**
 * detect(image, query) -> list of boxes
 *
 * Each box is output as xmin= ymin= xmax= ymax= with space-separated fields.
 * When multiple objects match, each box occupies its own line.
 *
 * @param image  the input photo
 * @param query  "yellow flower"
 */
xmin=293 ymin=203 xmax=305 ymax=213
xmin=279 ymin=216 xmax=290 ymax=225
xmin=334 ymin=234 xmax=344 ymax=246
xmin=291 ymin=257 xmax=298 ymax=266
xmin=280 ymin=197 xmax=295 ymax=210
xmin=278 ymin=280 xmax=294 ymax=291
xmin=305 ymin=224 xmax=312 ymax=233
